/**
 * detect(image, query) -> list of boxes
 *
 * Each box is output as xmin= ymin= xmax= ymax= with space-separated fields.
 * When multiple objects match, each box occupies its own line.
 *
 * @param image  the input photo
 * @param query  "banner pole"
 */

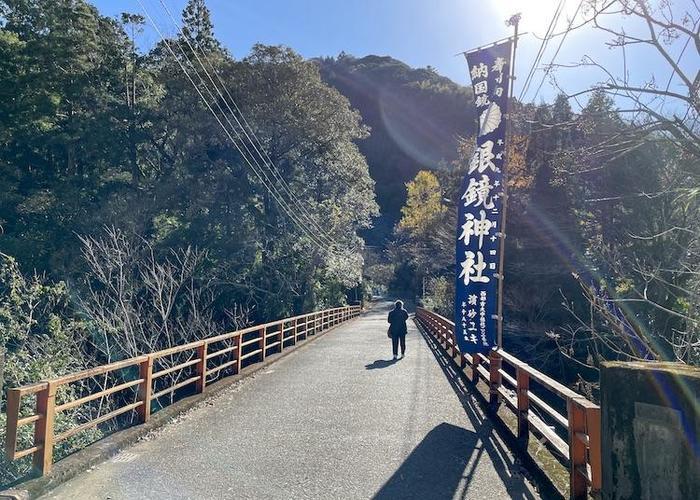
xmin=496 ymin=14 xmax=520 ymax=350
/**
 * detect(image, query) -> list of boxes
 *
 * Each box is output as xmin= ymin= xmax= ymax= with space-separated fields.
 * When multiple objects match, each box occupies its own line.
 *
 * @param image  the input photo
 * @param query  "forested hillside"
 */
xmin=394 ymin=92 xmax=699 ymax=376
xmin=1 ymin=0 xmax=698 ymax=486
xmin=0 ymin=0 xmax=377 ymax=483
xmin=318 ymin=54 xmax=475 ymax=244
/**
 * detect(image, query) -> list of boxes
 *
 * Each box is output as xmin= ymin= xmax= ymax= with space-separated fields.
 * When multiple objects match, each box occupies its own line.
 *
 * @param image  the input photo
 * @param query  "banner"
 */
xmin=455 ymin=40 xmax=512 ymax=353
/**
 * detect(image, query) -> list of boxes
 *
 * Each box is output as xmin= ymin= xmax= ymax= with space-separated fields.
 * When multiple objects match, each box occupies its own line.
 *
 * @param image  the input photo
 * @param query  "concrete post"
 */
xmin=600 ymin=361 xmax=700 ymax=500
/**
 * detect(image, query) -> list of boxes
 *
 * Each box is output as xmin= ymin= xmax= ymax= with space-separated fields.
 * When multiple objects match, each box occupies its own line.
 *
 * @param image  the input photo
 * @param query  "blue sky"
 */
xmin=91 ymin=0 xmax=697 ymax=109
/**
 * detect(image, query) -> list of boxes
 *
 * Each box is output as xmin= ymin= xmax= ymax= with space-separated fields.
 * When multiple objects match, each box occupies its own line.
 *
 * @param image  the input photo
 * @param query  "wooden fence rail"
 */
xmin=415 ymin=307 xmax=600 ymax=500
xmin=4 ymin=305 xmax=361 ymax=475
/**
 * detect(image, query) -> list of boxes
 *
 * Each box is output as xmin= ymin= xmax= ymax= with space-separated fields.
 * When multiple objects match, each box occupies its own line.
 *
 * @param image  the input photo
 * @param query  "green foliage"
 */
xmin=0 ymin=1 xmax=380 ymax=483
xmin=395 ymin=90 xmax=700 ymax=372
xmin=0 ymin=253 xmax=101 ymax=485
xmin=182 ymin=0 xmax=220 ymax=53
xmin=318 ymin=54 xmax=476 ymax=244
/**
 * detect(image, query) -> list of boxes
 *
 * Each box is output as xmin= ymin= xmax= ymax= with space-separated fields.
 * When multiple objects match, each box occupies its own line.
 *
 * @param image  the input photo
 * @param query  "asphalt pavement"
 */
xmin=41 ymin=301 xmax=539 ymax=500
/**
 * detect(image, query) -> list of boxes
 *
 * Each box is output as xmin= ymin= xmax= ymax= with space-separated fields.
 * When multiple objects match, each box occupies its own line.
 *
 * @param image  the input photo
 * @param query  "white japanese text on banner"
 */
xmin=455 ymin=40 xmax=512 ymax=353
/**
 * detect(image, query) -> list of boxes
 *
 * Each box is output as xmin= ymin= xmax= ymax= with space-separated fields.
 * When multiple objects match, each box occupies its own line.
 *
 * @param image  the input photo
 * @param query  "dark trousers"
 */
xmin=392 ymin=334 xmax=406 ymax=356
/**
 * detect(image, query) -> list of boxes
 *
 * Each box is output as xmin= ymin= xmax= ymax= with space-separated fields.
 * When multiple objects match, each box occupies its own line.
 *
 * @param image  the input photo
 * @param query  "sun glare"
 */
xmin=492 ymin=0 xmax=579 ymax=34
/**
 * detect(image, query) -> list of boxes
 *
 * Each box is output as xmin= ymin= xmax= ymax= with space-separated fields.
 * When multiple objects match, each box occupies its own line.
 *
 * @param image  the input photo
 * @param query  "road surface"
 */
xmin=42 ymin=301 xmax=539 ymax=500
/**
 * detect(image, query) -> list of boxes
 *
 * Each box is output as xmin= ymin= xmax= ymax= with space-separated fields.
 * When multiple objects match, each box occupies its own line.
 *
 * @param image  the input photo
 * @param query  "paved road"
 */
xmin=42 ymin=302 xmax=539 ymax=500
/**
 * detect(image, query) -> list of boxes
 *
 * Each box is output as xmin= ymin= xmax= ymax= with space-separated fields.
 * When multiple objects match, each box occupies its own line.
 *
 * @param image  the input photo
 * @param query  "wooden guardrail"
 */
xmin=415 ymin=307 xmax=600 ymax=500
xmin=4 ymin=305 xmax=361 ymax=475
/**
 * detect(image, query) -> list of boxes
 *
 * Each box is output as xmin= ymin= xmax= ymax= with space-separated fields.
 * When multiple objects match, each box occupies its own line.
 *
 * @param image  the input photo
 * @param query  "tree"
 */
xmin=181 ymin=0 xmax=221 ymax=53
xmin=547 ymin=0 xmax=700 ymax=365
xmin=0 ymin=0 xmax=143 ymax=272
xmin=399 ymin=170 xmax=446 ymax=234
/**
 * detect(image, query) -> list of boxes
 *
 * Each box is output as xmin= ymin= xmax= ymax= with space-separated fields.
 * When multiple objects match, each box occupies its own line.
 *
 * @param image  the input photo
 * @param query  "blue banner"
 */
xmin=455 ymin=40 xmax=512 ymax=353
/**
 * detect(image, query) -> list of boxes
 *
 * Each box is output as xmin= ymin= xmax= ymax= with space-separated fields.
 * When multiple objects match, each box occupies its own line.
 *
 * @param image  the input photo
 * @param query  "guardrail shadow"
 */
xmin=405 ymin=322 xmax=557 ymax=500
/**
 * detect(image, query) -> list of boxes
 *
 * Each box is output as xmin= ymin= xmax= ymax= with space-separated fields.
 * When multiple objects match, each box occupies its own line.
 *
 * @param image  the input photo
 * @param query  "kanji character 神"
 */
xmin=458 ymin=210 xmax=494 ymax=249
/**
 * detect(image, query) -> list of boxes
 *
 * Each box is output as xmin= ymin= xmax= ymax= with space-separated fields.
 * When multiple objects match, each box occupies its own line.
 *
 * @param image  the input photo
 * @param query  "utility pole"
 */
xmin=496 ymin=12 xmax=521 ymax=349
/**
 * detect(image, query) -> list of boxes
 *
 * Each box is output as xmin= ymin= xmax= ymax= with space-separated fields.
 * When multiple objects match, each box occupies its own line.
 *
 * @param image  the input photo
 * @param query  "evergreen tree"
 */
xmin=181 ymin=0 xmax=220 ymax=53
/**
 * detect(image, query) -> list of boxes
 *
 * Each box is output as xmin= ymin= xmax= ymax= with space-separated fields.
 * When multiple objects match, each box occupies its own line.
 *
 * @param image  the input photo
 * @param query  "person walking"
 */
xmin=387 ymin=300 xmax=409 ymax=360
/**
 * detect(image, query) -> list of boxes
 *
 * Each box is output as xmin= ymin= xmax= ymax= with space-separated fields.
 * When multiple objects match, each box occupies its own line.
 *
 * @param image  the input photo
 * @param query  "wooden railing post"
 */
xmin=5 ymin=388 xmax=20 ymax=460
xmin=236 ymin=333 xmax=243 ymax=374
xmin=196 ymin=341 xmax=208 ymax=393
xmin=587 ymin=405 xmax=602 ymax=494
xmin=33 ymin=380 xmax=57 ymax=475
xmin=489 ymin=351 xmax=502 ymax=407
xmin=472 ymin=355 xmax=481 ymax=383
xmin=516 ymin=366 xmax=530 ymax=446
xmin=259 ymin=327 xmax=266 ymax=361
xmin=568 ymin=397 xmax=588 ymax=500
xmin=137 ymin=356 xmax=153 ymax=424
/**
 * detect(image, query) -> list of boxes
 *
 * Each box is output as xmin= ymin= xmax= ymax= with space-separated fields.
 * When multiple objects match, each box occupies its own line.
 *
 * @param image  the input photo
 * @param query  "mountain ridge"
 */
xmin=316 ymin=53 xmax=476 ymax=244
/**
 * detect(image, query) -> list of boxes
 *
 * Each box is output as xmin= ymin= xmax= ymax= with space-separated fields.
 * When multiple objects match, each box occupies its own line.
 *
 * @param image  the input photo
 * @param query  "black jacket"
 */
xmin=388 ymin=308 xmax=409 ymax=336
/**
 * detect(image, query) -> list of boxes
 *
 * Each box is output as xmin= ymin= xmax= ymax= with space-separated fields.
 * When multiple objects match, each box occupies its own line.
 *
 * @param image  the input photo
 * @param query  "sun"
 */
xmin=491 ymin=0 xmax=576 ymax=34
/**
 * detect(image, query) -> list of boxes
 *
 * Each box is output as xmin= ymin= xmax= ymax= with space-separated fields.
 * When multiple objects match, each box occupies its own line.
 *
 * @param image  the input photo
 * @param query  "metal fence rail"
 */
xmin=5 ymin=305 xmax=361 ymax=475
xmin=415 ymin=307 xmax=600 ymax=500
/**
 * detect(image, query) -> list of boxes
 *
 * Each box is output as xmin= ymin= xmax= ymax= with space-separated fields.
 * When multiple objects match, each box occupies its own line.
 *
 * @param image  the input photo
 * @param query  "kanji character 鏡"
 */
xmin=462 ymin=175 xmax=496 ymax=210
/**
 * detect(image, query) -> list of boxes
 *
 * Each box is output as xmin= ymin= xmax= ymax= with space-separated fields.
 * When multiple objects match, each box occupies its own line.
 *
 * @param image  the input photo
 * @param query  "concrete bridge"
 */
xmin=5 ymin=301 xmax=621 ymax=499
xmin=35 ymin=302 xmax=539 ymax=499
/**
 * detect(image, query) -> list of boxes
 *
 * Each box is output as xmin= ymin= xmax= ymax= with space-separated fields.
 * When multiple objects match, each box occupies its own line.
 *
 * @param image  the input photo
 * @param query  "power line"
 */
xmin=139 ymin=0 xmax=346 ymax=256
xmin=518 ymin=0 xmax=566 ymax=102
xmin=530 ymin=0 xmax=585 ymax=103
xmin=155 ymin=0 xmax=343 ymax=251
xmin=137 ymin=0 xmax=342 ymax=256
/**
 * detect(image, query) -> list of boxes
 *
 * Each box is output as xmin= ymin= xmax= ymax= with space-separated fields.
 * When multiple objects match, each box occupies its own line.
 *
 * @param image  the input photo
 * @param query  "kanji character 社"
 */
xmin=459 ymin=251 xmax=490 ymax=285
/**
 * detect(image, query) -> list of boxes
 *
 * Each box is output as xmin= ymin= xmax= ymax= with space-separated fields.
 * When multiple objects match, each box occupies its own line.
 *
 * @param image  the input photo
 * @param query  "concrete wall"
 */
xmin=601 ymin=361 xmax=700 ymax=500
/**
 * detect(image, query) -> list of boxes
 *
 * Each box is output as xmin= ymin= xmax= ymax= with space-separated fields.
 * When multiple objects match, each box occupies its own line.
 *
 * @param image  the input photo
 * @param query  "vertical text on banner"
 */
xmin=455 ymin=40 xmax=512 ymax=353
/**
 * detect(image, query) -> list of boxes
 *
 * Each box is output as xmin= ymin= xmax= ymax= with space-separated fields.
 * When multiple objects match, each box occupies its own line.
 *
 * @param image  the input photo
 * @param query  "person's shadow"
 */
xmin=365 ymin=359 xmax=398 ymax=370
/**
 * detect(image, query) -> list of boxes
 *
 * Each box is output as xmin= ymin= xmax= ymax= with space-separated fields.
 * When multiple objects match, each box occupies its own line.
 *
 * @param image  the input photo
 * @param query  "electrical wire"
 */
xmin=518 ymin=0 xmax=566 ymax=101
xmin=155 ymin=0 xmax=344 ymax=251
xmin=529 ymin=0 xmax=585 ymax=103
xmin=137 ymin=0 xmax=343 ymax=257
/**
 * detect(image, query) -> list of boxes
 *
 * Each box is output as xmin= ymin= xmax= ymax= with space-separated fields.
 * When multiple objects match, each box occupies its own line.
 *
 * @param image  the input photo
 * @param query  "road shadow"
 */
xmin=372 ymin=422 xmax=478 ymax=500
xmin=413 ymin=321 xmax=562 ymax=500
xmin=365 ymin=359 xmax=398 ymax=370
